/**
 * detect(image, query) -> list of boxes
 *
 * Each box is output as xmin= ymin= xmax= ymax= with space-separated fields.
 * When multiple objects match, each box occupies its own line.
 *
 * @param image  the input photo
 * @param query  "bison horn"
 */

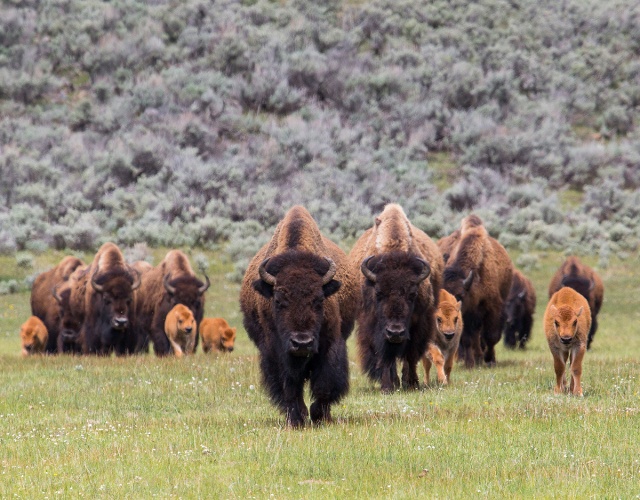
xmin=198 ymin=273 xmax=210 ymax=294
xmin=258 ymin=259 xmax=277 ymax=286
xmin=90 ymin=267 xmax=104 ymax=293
xmin=163 ymin=274 xmax=177 ymax=295
xmin=518 ymin=290 xmax=526 ymax=300
xmin=462 ymin=270 xmax=474 ymax=290
xmin=588 ymin=279 xmax=595 ymax=291
xmin=361 ymin=256 xmax=377 ymax=283
xmin=415 ymin=258 xmax=431 ymax=282
xmin=321 ymin=257 xmax=337 ymax=285
xmin=130 ymin=268 xmax=142 ymax=291
xmin=52 ymin=283 xmax=63 ymax=304
xmin=560 ymin=275 xmax=569 ymax=286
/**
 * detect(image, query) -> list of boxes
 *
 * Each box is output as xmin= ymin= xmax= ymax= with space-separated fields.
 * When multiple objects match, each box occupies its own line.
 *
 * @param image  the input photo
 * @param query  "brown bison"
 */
xmin=548 ymin=256 xmax=603 ymax=349
xmin=52 ymin=265 xmax=88 ymax=354
xmin=422 ymin=289 xmax=462 ymax=385
xmin=30 ymin=255 xmax=85 ymax=353
xmin=74 ymin=243 xmax=141 ymax=355
xmin=441 ymin=215 xmax=513 ymax=368
xmin=20 ymin=316 xmax=48 ymax=356
xmin=134 ymin=251 xmax=209 ymax=356
xmin=544 ymin=287 xmax=591 ymax=396
xmin=349 ymin=204 xmax=443 ymax=392
xmin=240 ymin=206 xmax=359 ymax=427
xmin=503 ymin=269 xmax=537 ymax=349
xmin=164 ymin=304 xmax=197 ymax=358
xmin=200 ymin=317 xmax=237 ymax=353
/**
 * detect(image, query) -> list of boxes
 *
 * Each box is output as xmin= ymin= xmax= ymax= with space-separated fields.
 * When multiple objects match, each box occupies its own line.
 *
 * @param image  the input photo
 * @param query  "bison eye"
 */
xmin=454 ymin=317 xmax=458 ymax=325
xmin=573 ymin=320 xmax=577 ymax=327
xmin=554 ymin=321 xmax=559 ymax=329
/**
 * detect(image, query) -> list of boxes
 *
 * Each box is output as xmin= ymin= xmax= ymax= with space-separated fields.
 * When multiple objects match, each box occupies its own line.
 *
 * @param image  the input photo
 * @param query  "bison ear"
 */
xmin=549 ymin=305 xmax=558 ymax=317
xmin=375 ymin=217 xmax=382 ymax=227
xmin=575 ymin=306 xmax=583 ymax=318
xmin=322 ymin=279 xmax=341 ymax=298
xmin=455 ymin=300 xmax=462 ymax=312
xmin=253 ymin=279 xmax=274 ymax=299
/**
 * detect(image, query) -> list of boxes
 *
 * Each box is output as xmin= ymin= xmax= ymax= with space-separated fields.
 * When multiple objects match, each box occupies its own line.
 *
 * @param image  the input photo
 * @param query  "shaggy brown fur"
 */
xmin=164 ymin=304 xmax=197 ymax=358
xmin=134 ymin=250 xmax=209 ymax=356
xmin=442 ymin=215 xmax=513 ymax=368
xmin=548 ymin=256 xmax=604 ymax=349
xmin=422 ymin=289 xmax=462 ymax=385
xmin=437 ymin=230 xmax=460 ymax=265
xmin=349 ymin=204 xmax=444 ymax=392
xmin=503 ymin=269 xmax=537 ymax=349
xmin=30 ymin=255 xmax=85 ymax=353
xmin=240 ymin=205 xmax=357 ymax=427
xmin=53 ymin=265 xmax=88 ymax=354
xmin=544 ymin=287 xmax=591 ymax=396
xmin=20 ymin=316 xmax=48 ymax=356
xmin=75 ymin=242 xmax=140 ymax=355
xmin=200 ymin=317 xmax=237 ymax=353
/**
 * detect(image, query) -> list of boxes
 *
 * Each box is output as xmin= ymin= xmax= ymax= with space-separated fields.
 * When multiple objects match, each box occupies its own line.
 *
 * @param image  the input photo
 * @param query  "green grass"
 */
xmin=1 ymin=249 xmax=639 ymax=498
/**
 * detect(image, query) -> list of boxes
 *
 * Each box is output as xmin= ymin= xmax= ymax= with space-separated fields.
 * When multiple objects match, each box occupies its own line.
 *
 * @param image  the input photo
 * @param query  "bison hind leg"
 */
xmin=587 ymin=317 xmax=597 ymax=350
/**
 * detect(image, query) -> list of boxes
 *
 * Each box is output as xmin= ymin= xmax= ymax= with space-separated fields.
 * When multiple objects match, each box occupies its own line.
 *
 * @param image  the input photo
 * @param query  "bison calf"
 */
xmin=503 ymin=269 xmax=536 ymax=349
xmin=164 ymin=304 xmax=197 ymax=358
xmin=200 ymin=317 xmax=236 ymax=353
xmin=20 ymin=316 xmax=48 ymax=356
xmin=422 ymin=289 xmax=462 ymax=386
xmin=544 ymin=287 xmax=591 ymax=396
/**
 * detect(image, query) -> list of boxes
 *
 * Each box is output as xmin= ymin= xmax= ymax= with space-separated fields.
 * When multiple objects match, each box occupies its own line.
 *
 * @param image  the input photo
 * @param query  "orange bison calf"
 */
xmin=20 ymin=316 xmax=48 ymax=356
xmin=164 ymin=304 xmax=197 ymax=358
xmin=200 ymin=318 xmax=236 ymax=353
xmin=422 ymin=289 xmax=462 ymax=385
xmin=544 ymin=287 xmax=591 ymax=396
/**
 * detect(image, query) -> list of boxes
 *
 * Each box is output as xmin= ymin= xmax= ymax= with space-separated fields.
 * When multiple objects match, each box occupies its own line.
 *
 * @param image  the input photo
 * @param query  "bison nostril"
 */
xmin=185 ymin=327 xmax=193 ymax=333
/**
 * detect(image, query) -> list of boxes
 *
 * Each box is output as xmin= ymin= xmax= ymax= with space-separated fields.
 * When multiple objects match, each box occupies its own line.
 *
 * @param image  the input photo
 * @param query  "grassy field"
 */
xmin=0 ymin=249 xmax=639 ymax=498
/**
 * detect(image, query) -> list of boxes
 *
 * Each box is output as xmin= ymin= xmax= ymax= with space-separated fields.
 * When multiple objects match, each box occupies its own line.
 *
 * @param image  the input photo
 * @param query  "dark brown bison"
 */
xmin=75 ymin=243 xmax=141 ymax=355
xmin=240 ymin=206 xmax=359 ymax=427
xmin=548 ymin=256 xmax=604 ymax=349
xmin=52 ymin=265 xmax=88 ymax=354
xmin=441 ymin=215 xmax=513 ymax=368
xmin=503 ymin=269 xmax=537 ymax=349
xmin=349 ymin=204 xmax=443 ymax=393
xmin=30 ymin=255 xmax=85 ymax=353
xmin=134 ymin=251 xmax=209 ymax=356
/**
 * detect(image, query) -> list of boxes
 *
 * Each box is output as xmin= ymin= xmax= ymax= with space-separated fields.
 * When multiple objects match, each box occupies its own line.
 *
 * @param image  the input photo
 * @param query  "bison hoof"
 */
xmin=310 ymin=401 xmax=331 ymax=423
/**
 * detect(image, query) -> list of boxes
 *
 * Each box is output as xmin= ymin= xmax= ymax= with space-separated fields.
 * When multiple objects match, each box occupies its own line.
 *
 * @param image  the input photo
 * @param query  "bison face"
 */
xmin=163 ymin=274 xmax=209 ymax=320
xmin=219 ymin=327 xmax=236 ymax=352
xmin=436 ymin=300 xmax=462 ymax=341
xmin=93 ymin=276 xmax=135 ymax=331
xmin=361 ymin=252 xmax=431 ymax=344
xmin=253 ymin=251 xmax=340 ymax=357
xmin=505 ymin=290 xmax=526 ymax=326
xmin=443 ymin=267 xmax=474 ymax=305
xmin=550 ymin=304 xmax=583 ymax=345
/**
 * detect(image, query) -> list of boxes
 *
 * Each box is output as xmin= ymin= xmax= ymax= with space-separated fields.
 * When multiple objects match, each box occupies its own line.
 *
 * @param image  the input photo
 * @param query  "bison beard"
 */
xmin=357 ymin=252 xmax=432 ymax=393
xmin=243 ymin=251 xmax=348 ymax=428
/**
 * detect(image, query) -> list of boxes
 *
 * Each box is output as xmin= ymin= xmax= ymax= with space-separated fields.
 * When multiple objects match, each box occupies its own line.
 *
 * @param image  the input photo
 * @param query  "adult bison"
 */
xmin=30 ymin=255 xmax=85 ymax=353
xmin=349 ymin=204 xmax=443 ymax=393
xmin=240 ymin=206 xmax=358 ymax=427
xmin=52 ymin=265 xmax=88 ymax=354
xmin=134 ymin=251 xmax=209 ymax=356
xmin=75 ymin=243 xmax=140 ymax=355
xmin=503 ymin=269 xmax=537 ymax=349
xmin=441 ymin=215 xmax=513 ymax=368
xmin=548 ymin=256 xmax=604 ymax=349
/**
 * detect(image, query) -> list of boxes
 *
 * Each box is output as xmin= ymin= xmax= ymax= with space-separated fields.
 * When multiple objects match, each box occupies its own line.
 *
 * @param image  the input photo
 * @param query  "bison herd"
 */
xmin=20 ymin=205 xmax=605 ymax=427
xmin=22 ymin=243 xmax=234 ymax=358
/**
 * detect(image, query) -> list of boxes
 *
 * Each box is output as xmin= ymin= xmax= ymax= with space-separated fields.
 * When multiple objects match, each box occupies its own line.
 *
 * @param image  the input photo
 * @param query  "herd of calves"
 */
xmin=20 ymin=204 xmax=604 ymax=427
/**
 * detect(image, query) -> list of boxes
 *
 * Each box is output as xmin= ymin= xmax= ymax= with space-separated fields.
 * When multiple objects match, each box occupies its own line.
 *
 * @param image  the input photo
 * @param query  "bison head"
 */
xmin=560 ymin=275 xmax=594 ymax=302
xmin=253 ymin=251 xmax=340 ymax=357
xmin=436 ymin=295 xmax=462 ymax=342
xmin=53 ymin=284 xmax=82 ymax=344
xmin=361 ymin=252 xmax=431 ymax=344
xmin=219 ymin=326 xmax=236 ymax=352
xmin=504 ymin=289 xmax=527 ymax=326
xmin=91 ymin=268 xmax=140 ymax=331
xmin=549 ymin=304 xmax=584 ymax=345
xmin=20 ymin=317 xmax=47 ymax=356
xmin=163 ymin=273 xmax=210 ymax=320
xmin=443 ymin=267 xmax=474 ymax=304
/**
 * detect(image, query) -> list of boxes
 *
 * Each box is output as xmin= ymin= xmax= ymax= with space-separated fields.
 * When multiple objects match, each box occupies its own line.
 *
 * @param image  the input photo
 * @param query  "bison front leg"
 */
xmin=553 ymin=351 xmax=568 ymax=394
xmin=310 ymin=338 xmax=349 ymax=424
xmin=422 ymin=356 xmax=432 ymax=386
xmin=401 ymin=356 xmax=420 ymax=390
xmin=569 ymin=346 xmax=585 ymax=396
xmin=444 ymin=349 xmax=457 ymax=384
xmin=380 ymin=360 xmax=400 ymax=393
xmin=425 ymin=344 xmax=447 ymax=385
